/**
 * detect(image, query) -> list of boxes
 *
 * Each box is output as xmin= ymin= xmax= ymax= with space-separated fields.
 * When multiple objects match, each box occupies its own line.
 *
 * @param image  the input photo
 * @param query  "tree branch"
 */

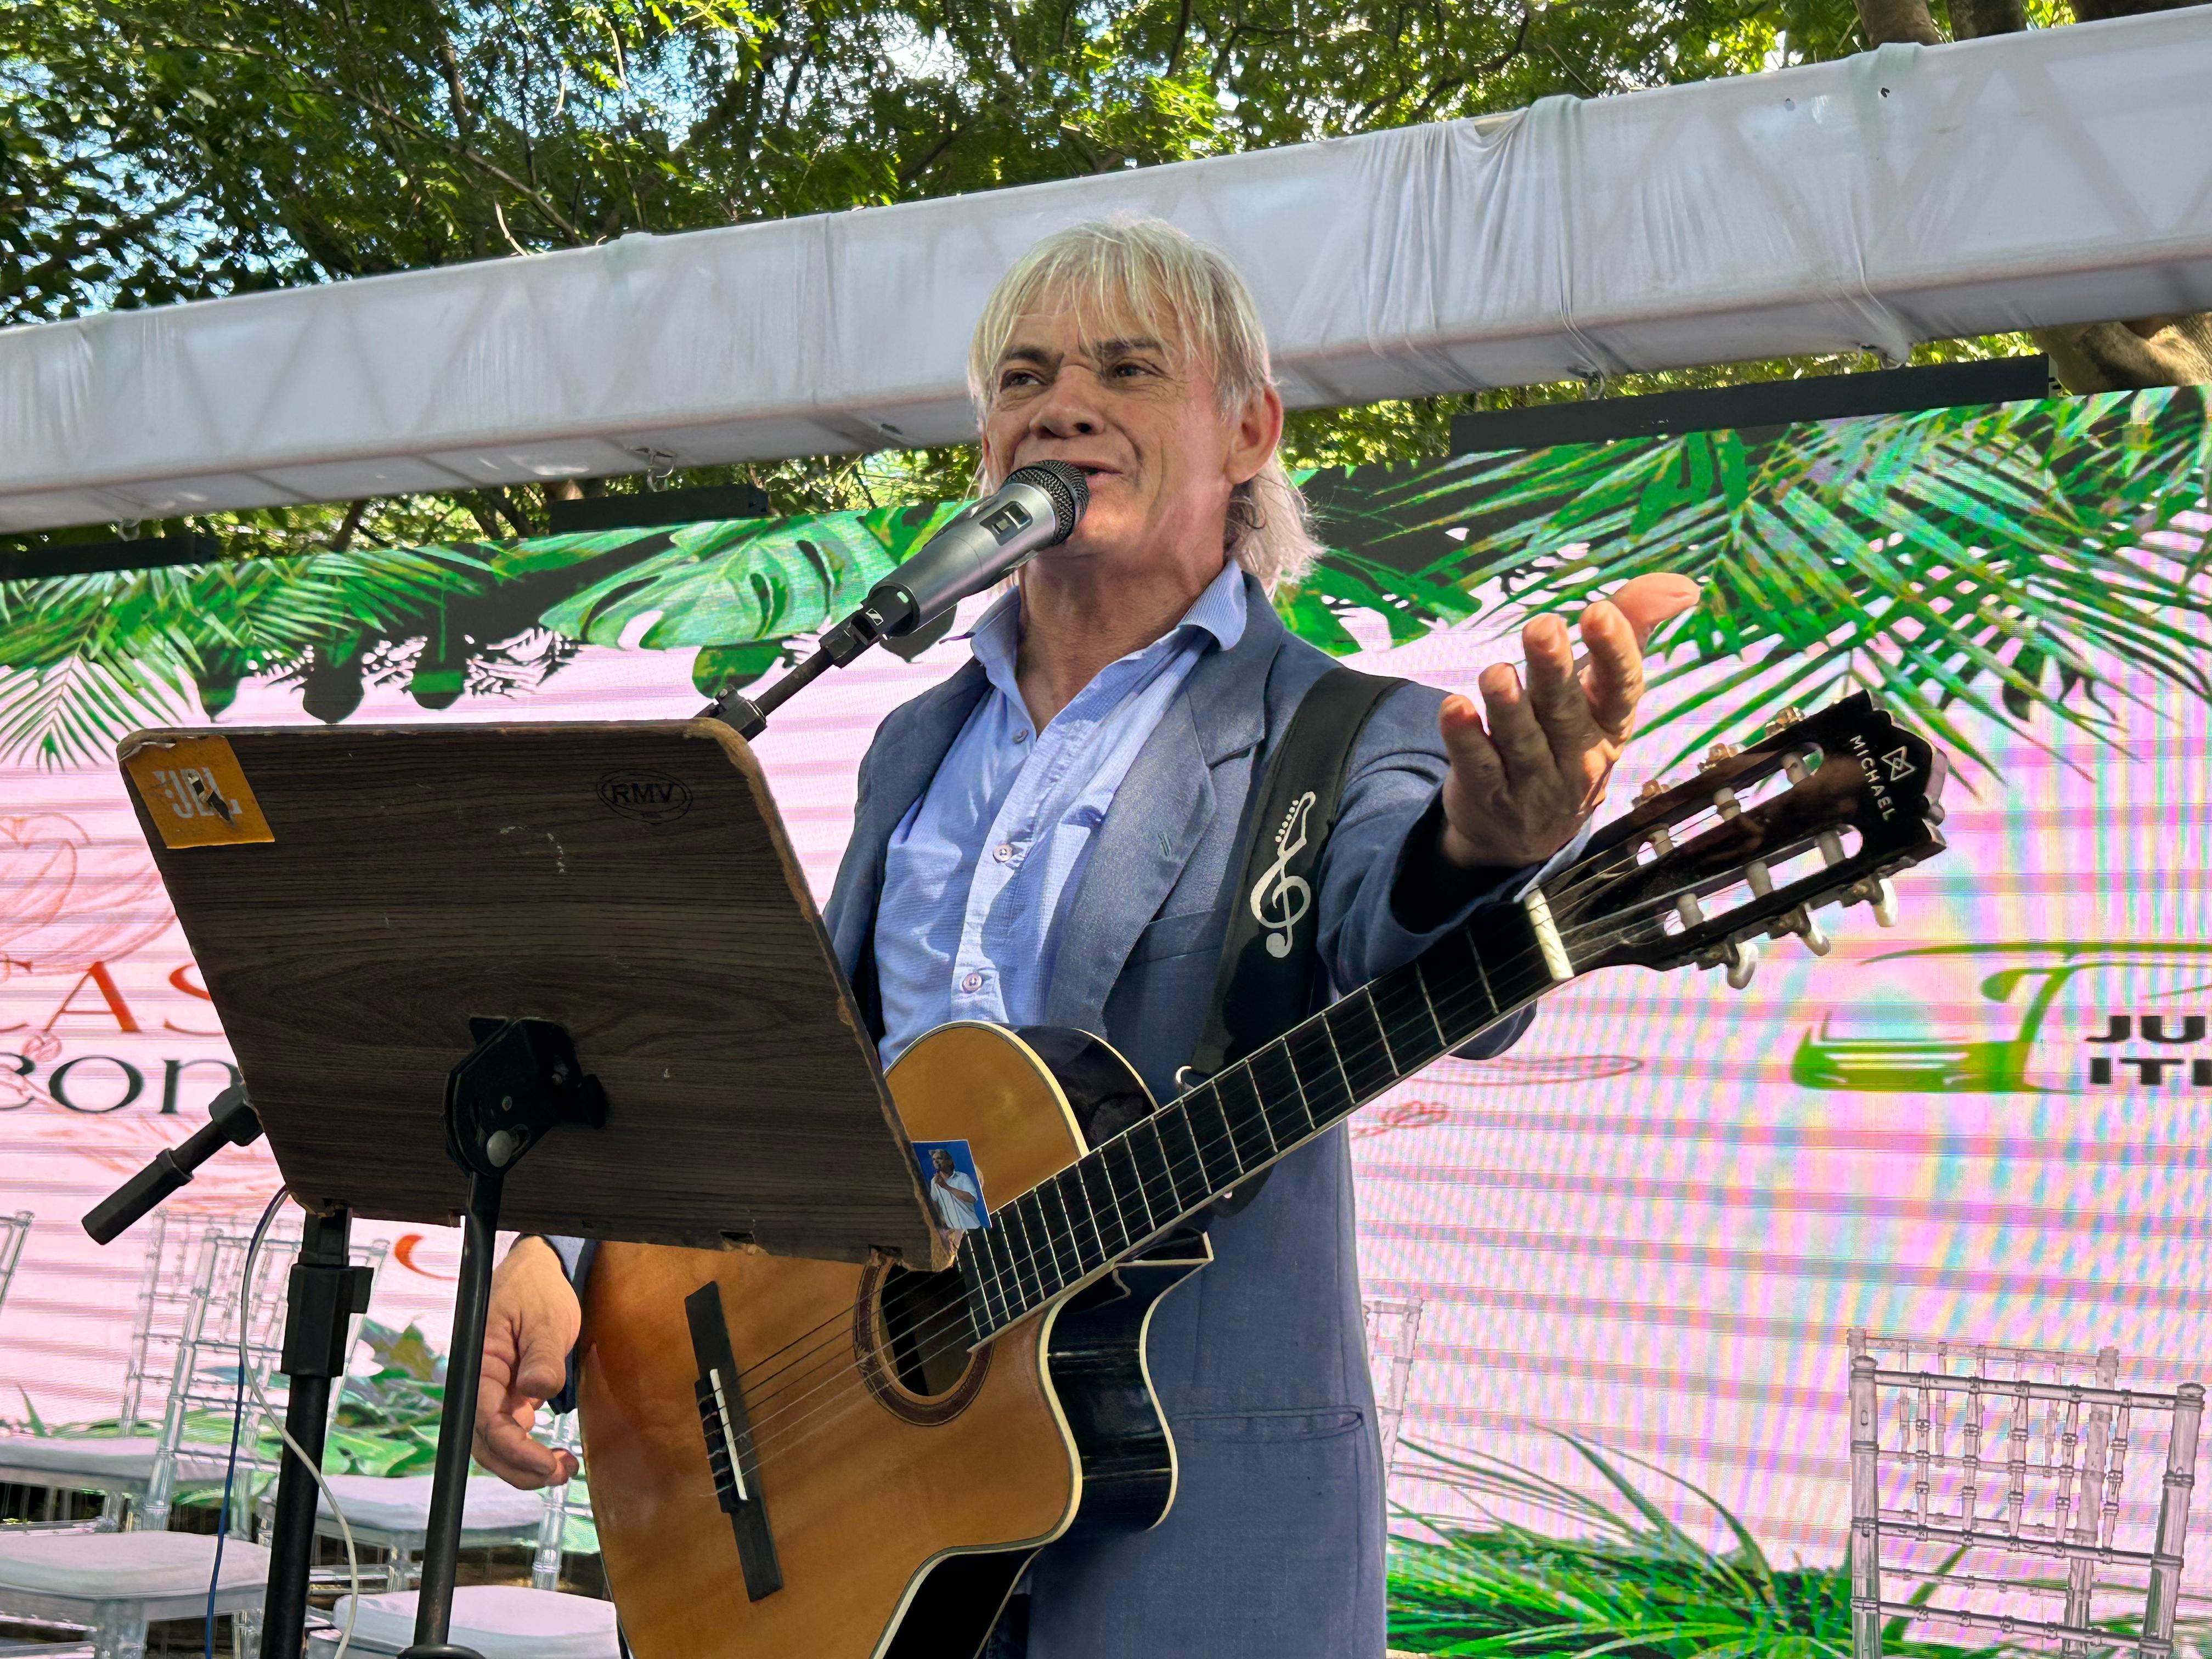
xmin=1853 ymin=0 xmax=1943 ymax=45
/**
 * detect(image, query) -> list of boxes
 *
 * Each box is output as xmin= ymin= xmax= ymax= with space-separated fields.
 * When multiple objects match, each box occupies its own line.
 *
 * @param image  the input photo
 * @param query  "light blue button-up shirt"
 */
xmin=873 ymin=560 xmax=1249 ymax=1063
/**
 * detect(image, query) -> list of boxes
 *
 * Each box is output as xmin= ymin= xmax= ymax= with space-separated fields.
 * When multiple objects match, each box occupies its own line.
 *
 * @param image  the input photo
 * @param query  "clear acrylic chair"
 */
xmin=0 ymin=1211 xmax=300 ymax=1532
xmin=305 ymin=1414 xmax=616 ymax=1658
xmin=0 ymin=1210 xmax=30 ymax=1314
xmin=0 ymin=1229 xmax=295 ymax=1659
xmin=1846 ymin=1328 xmax=2205 ymax=1659
xmin=1362 ymin=1295 xmax=1426 ymax=1478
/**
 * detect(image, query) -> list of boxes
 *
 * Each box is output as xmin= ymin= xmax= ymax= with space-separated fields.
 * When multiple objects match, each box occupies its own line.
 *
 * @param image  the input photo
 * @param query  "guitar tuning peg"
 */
xmin=1870 ymin=877 xmax=1899 ymax=928
xmin=1698 ymin=742 xmax=1740 ymax=774
xmin=1782 ymin=907 xmax=1832 ymax=956
xmin=1850 ymin=876 xmax=1899 ymax=927
xmin=1723 ymin=937 xmax=1759 ymax=990
xmin=1637 ymin=777 xmax=1667 ymax=802
xmin=1765 ymin=706 xmax=1808 ymax=737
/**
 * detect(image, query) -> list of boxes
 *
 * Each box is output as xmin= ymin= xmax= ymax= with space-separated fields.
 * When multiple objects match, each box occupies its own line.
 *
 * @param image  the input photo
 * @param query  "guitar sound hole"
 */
xmin=854 ymin=1256 xmax=990 ymax=1424
xmin=878 ymin=1266 xmax=976 ymax=1398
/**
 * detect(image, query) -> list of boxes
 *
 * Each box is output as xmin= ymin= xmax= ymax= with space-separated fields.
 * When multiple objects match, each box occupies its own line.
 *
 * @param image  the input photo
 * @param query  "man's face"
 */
xmin=978 ymin=299 xmax=1280 ymax=579
xmin=932 ymin=1150 xmax=955 ymax=1176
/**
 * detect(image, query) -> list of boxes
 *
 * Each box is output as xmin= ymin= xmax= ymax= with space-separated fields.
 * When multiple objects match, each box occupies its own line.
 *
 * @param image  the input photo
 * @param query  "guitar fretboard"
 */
xmin=955 ymin=903 xmax=1561 ymax=1342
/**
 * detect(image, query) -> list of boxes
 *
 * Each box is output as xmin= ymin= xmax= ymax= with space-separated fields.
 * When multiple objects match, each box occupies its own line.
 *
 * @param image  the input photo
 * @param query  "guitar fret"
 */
xmin=1056 ymin=1166 xmax=1106 ymax=1274
xmin=1419 ymin=929 xmax=1494 ymax=1043
xmin=1213 ymin=1065 xmax=1278 ymax=1166
xmin=1180 ymin=1082 xmax=1247 ymax=1194
xmin=975 ymin=1228 xmax=1014 ymax=1327
xmin=1075 ymin=1155 xmax=1126 ymax=1260
xmin=1103 ymin=1134 xmax=1158 ymax=1243
xmin=1034 ymin=1182 xmax=1082 ymax=1288
xmin=1005 ymin=1198 xmax=1048 ymax=1307
xmin=1329 ymin=992 xmax=1399 ymax=1099
xmin=1153 ymin=1104 xmax=1209 ymax=1216
xmin=1126 ymin=1119 xmax=1183 ymax=1227
xmin=1369 ymin=966 xmax=1446 ymax=1076
xmin=956 ymin=1250 xmax=995 ymax=1338
xmin=1245 ymin=1042 xmax=1314 ymax=1147
xmin=1480 ymin=912 xmax=1554 ymax=1012
xmin=1412 ymin=958 xmax=1448 ymax=1048
xmin=1284 ymin=1020 xmax=1355 ymax=1129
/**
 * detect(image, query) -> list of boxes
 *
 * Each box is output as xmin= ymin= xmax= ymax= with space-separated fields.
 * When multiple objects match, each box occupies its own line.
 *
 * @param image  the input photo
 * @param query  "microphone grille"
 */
xmin=1007 ymin=460 xmax=1088 ymax=541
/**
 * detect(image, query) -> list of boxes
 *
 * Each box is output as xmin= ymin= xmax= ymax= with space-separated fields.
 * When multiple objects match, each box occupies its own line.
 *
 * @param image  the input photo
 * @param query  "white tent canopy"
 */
xmin=3 ymin=8 xmax=2210 ymax=533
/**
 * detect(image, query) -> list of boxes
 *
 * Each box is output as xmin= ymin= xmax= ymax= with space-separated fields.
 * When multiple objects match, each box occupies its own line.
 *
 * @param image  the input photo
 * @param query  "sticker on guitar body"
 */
xmin=913 ymin=1139 xmax=992 ymax=1239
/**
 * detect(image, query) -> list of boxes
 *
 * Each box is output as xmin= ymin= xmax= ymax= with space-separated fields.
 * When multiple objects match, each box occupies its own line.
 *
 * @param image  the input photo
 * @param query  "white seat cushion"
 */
xmin=320 ymin=1585 xmax=619 ymax=1658
xmin=0 ymin=1531 xmax=269 ymax=1596
xmin=0 ymin=1434 xmax=228 ymax=1483
xmin=318 ymin=1474 xmax=546 ymax=1534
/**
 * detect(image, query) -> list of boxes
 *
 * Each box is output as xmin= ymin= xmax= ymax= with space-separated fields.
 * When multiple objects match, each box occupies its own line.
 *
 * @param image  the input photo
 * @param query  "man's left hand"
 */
xmin=1437 ymin=573 xmax=1701 ymax=871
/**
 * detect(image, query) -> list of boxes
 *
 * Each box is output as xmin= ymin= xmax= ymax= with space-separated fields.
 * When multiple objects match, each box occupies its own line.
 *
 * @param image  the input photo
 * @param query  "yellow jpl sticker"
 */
xmin=122 ymin=737 xmax=276 ymax=848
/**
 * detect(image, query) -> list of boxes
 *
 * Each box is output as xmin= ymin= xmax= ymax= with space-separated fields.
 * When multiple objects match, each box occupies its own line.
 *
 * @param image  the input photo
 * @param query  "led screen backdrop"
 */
xmin=3 ymin=386 xmax=2209 ymax=1640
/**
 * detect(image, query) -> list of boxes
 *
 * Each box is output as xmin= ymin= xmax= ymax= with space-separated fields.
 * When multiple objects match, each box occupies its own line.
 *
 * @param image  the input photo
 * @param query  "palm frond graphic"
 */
xmin=1306 ymin=386 xmax=2212 ymax=778
xmin=0 ymin=546 xmax=489 ymax=766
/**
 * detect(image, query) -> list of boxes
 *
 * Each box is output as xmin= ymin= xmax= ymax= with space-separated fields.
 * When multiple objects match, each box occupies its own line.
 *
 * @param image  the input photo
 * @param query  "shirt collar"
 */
xmin=966 ymin=558 xmax=1250 ymax=707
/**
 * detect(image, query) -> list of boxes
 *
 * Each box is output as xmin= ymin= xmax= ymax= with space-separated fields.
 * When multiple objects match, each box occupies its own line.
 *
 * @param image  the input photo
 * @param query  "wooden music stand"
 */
xmin=112 ymin=716 xmax=940 ymax=1659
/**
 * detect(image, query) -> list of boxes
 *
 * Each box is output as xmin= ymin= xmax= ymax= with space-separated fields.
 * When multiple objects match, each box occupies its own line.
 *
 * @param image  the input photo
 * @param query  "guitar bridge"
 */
xmin=686 ymin=1284 xmax=783 ymax=1600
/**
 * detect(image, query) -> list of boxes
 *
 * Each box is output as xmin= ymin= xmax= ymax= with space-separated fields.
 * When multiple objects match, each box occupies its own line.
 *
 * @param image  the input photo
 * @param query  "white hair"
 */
xmin=966 ymin=216 xmax=1321 ymax=590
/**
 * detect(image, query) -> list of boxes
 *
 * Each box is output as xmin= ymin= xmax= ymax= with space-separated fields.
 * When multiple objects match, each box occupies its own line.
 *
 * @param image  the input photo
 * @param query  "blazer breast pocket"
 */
xmin=1126 ymin=907 xmax=1227 ymax=966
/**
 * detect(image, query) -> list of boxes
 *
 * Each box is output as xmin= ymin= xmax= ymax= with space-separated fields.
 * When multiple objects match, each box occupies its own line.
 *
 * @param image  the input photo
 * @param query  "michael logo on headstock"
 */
xmin=1848 ymin=733 xmax=1901 ymax=820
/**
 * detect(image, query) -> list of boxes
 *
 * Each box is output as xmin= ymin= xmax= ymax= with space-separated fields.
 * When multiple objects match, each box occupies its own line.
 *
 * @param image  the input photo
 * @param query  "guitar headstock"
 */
xmin=1544 ymin=692 xmax=1949 ymax=989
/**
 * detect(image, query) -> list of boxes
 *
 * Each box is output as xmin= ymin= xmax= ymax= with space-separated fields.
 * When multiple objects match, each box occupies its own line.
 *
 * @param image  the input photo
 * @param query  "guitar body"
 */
xmin=579 ymin=1022 xmax=1210 ymax=1659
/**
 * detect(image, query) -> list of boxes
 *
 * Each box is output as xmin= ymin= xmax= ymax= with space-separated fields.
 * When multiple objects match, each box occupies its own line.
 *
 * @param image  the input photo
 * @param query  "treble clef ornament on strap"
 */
xmin=1248 ymin=790 xmax=1318 ymax=959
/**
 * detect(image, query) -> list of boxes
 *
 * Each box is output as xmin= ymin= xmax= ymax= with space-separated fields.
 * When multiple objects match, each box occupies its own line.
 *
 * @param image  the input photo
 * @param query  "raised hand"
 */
xmin=1437 ymin=573 xmax=1701 ymax=871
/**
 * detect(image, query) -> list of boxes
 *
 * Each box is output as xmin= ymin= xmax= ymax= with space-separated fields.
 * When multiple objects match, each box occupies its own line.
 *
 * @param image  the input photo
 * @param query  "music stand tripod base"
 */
xmin=399 ymin=1017 xmax=607 ymax=1659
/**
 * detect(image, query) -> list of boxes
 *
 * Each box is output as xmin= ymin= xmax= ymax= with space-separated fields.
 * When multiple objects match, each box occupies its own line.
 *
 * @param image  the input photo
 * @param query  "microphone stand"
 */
xmin=701 ymin=610 xmax=884 ymax=739
xmin=83 ymin=1086 xmax=374 ymax=1659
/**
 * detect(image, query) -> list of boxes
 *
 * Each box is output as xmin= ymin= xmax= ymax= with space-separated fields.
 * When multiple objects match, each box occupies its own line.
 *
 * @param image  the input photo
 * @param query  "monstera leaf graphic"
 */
xmin=538 ymin=503 xmax=966 ymax=653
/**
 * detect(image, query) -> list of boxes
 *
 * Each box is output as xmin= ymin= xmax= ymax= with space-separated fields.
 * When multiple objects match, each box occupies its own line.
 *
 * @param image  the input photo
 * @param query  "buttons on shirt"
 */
xmin=960 ymin=970 xmax=985 ymax=994
xmin=1012 ymin=729 xmax=1030 ymax=743
xmin=991 ymin=842 xmax=1015 ymax=864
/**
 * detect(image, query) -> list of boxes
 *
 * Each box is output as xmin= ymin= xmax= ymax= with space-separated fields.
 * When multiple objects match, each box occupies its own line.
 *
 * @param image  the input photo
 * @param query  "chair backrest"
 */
xmin=120 ymin=1207 xmax=298 ymax=1432
xmin=139 ymin=1223 xmax=387 ymax=1536
xmin=0 ymin=1211 xmax=30 ymax=1319
xmin=531 ymin=1411 xmax=588 ymax=1592
xmin=1362 ymin=1295 xmax=1426 ymax=1476
xmin=1845 ymin=1327 xmax=2205 ymax=1659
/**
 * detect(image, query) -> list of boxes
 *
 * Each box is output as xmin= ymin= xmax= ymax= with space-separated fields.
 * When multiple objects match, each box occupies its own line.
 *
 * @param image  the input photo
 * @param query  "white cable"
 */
xmin=241 ymin=1191 xmax=360 ymax=1659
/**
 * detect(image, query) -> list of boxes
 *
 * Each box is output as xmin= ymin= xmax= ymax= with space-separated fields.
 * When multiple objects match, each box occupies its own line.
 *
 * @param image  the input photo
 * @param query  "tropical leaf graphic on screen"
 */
xmin=1791 ymin=941 xmax=2212 ymax=1093
xmin=1387 ymin=1436 xmax=2010 ymax=1659
xmin=536 ymin=500 xmax=965 ymax=694
xmin=1302 ymin=387 xmax=2212 ymax=778
xmin=0 ymin=545 xmax=488 ymax=765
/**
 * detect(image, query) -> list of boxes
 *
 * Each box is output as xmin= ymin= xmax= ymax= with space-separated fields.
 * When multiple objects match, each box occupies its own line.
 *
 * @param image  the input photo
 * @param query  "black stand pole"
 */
xmin=84 ymin=1027 xmax=606 ymax=1659
xmin=399 ymin=1018 xmax=606 ymax=1659
xmin=261 ymin=1208 xmax=374 ymax=1659
xmin=83 ymin=1091 xmax=368 ymax=1659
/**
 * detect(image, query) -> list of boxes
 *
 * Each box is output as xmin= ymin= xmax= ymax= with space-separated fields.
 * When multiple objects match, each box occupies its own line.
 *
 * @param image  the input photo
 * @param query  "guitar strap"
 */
xmin=1187 ymin=664 xmax=1403 ymax=1217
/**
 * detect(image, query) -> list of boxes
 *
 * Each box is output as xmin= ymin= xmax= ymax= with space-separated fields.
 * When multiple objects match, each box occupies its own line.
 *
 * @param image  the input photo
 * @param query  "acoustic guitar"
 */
xmin=578 ymin=693 xmax=1950 ymax=1658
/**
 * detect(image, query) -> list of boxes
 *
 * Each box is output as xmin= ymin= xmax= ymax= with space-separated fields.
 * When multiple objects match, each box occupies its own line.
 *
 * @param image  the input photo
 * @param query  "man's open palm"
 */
xmin=1437 ymin=573 xmax=1701 ymax=871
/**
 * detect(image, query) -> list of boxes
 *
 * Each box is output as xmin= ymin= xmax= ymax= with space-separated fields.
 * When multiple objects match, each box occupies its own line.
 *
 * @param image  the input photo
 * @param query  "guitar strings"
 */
xmin=705 ymin=847 xmax=1878 ymax=1469
xmin=628 ymin=818 xmax=1831 ymax=1451
xmin=707 ymin=883 xmax=1747 ymax=1474
xmin=697 ymin=777 xmax=1884 ymax=1470
xmin=671 ymin=764 xmax=1832 ymax=1421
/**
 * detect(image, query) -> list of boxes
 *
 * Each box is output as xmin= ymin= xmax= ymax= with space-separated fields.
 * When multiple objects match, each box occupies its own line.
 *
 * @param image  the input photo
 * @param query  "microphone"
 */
xmin=858 ymin=460 xmax=1090 ymax=638
xmin=701 ymin=459 xmax=1089 ymax=738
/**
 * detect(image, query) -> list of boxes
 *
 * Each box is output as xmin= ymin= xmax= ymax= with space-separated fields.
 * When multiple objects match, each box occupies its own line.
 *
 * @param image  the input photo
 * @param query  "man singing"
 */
xmin=472 ymin=216 xmax=1695 ymax=1657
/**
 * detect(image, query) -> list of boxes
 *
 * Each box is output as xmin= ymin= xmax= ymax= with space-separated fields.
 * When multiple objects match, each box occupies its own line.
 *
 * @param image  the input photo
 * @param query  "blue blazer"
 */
xmin=824 ymin=575 xmax=1532 ymax=1659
